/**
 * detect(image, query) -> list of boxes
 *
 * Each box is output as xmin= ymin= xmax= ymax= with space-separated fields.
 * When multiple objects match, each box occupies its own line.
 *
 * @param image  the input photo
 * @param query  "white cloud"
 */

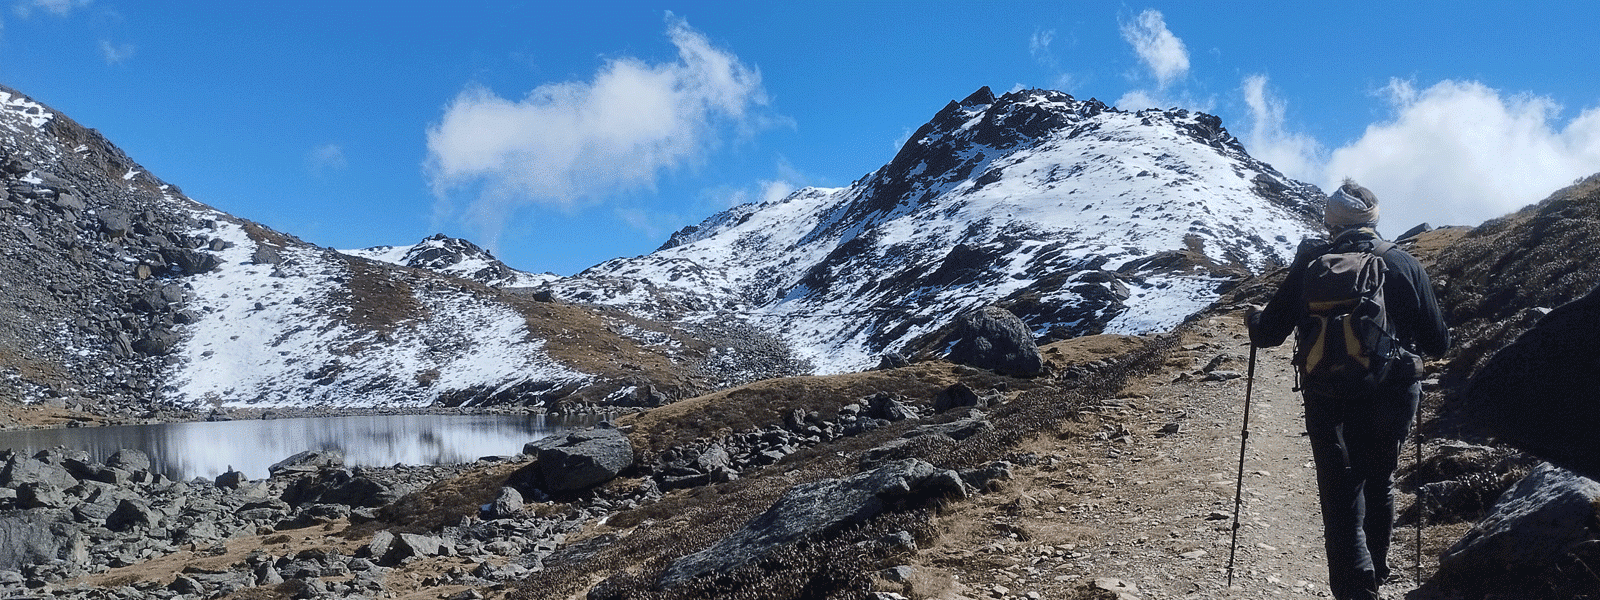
xmin=1029 ymin=29 xmax=1056 ymax=69
xmin=1114 ymin=89 xmax=1163 ymax=111
xmin=97 ymin=38 xmax=133 ymax=64
xmin=15 ymin=0 xmax=90 ymax=18
xmin=1119 ymin=9 xmax=1188 ymax=90
xmin=1324 ymin=79 xmax=1600 ymax=233
xmin=1239 ymin=74 xmax=1323 ymax=181
xmin=425 ymin=13 xmax=768 ymax=251
xmin=308 ymin=143 xmax=347 ymax=175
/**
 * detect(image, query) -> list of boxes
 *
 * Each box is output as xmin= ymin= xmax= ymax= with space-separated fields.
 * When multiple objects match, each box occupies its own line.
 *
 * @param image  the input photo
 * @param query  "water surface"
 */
xmin=0 ymin=413 xmax=601 ymax=482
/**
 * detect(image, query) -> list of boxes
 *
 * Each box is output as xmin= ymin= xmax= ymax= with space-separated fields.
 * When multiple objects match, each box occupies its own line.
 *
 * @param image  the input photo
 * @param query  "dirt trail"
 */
xmin=918 ymin=311 xmax=1429 ymax=600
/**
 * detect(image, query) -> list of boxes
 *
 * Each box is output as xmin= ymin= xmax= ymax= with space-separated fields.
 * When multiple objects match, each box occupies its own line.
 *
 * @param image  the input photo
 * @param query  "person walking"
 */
xmin=1248 ymin=180 xmax=1450 ymax=600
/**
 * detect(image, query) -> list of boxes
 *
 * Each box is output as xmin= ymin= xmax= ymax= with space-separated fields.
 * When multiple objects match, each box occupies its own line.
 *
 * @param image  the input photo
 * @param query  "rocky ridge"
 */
xmin=0 ymin=84 xmax=806 ymax=418
xmin=559 ymin=87 xmax=1326 ymax=374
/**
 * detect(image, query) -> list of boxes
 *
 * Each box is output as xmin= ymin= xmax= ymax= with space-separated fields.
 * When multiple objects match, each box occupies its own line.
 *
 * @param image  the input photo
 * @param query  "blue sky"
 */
xmin=5 ymin=1 xmax=1600 ymax=275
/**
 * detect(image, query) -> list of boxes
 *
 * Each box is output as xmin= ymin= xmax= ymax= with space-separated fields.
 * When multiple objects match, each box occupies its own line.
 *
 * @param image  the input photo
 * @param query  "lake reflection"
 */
xmin=0 ymin=413 xmax=603 ymax=482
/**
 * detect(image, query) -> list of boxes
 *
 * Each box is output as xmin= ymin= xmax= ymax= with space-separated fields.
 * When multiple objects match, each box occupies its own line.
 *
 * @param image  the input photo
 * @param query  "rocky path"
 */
xmin=921 ymin=312 xmax=1429 ymax=600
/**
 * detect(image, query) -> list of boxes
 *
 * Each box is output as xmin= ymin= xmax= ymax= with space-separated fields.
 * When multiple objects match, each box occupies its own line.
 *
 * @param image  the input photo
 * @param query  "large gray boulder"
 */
xmin=268 ymin=450 xmax=345 ymax=477
xmin=1465 ymin=284 xmax=1600 ymax=480
xmin=524 ymin=426 xmax=634 ymax=492
xmin=0 ymin=512 xmax=86 ymax=571
xmin=1439 ymin=463 xmax=1600 ymax=585
xmin=657 ymin=458 xmax=966 ymax=589
xmin=1 ymin=456 xmax=79 ymax=491
xmin=943 ymin=306 xmax=1044 ymax=377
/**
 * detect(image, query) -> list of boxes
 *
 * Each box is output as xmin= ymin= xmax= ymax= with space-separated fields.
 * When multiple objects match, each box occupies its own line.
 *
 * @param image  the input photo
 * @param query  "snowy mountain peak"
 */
xmin=345 ymin=234 xmax=556 ymax=288
xmin=563 ymin=88 xmax=1326 ymax=373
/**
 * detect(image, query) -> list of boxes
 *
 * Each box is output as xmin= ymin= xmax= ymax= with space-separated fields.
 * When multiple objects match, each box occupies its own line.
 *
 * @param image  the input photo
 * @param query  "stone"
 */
xmin=374 ymin=533 xmax=445 ymax=566
xmin=0 ymin=512 xmax=87 ymax=571
xmin=943 ymin=306 xmax=1045 ymax=377
xmin=1 ymin=456 xmax=79 ymax=490
xmin=932 ymin=382 xmax=984 ymax=412
xmin=132 ymin=327 xmax=180 ymax=356
xmin=1091 ymin=578 xmax=1140 ymax=600
xmin=97 ymin=209 xmax=132 ymax=238
xmin=251 ymin=245 xmax=282 ymax=266
xmin=880 ymin=565 xmax=915 ymax=583
xmin=658 ymin=458 xmax=966 ymax=589
xmin=215 ymin=469 xmax=247 ymax=489
xmin=363 ymin=530 xmax=396 ymax=563
xmin=1439 ymin=463 xmax=1600 ymax=585
xmin=1465 ymin=284 xmax=1600 ymax=480
xmin=865 ymin=392 xmax=916 ymax=422
xmin=524 ymin=426 xmax=634 ymax=492
xmin=483 ymin=486 xmax=523 ymax=520
xmin=15 ymin=481 xmax=69 ymax=509
xmin=268 ymin=449 xmax=345 ymax=477
xmin=106 ymin=498 xmax=157 ymax=531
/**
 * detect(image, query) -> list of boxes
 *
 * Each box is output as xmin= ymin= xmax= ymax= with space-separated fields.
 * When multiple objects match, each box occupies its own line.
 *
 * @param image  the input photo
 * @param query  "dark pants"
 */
xmin=1303 ymin=380 xmax=1419 ymax=600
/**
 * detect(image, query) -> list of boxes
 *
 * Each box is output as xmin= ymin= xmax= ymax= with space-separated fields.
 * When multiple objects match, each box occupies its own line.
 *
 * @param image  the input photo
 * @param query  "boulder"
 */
xmin=367 ymin=530 xmax=447 ymax=566
xmin=864 ymin=392 xmax=916 ymax=422
xmin=1 ymin=456 xmax=79 ymax=490
xmin=1465 ymin=284 xmax=1600 ymax=480
xmin=16 ymin=481 xmax=69 ymax=509
xmin=0 ymin=512 xmax=86 ymax=571
xmin=483 ymin=486 xmax=524 ymax=520
xmin=268 ymin=450 xmax=345 ymax=477
xmin=106 ymin=449 xmax=151 ymax=474
xmin=251 ymin=245 xmax=282 ymax=266
xmin=97 ymin=209 xmax=132 ymax=238
xmin=524 ymin=426 xmax=634 ymax=492
xmin=932 ymin=382 xmax=984 ymax=412
xmin=132 ymin=327 xmax=180 ymax=356
xmin=215 ymin=469 xmax=247 ymax=489
xmin=106 ymin=497 xmax=157 ymax=531
xmin=161 ymin=247 xmax=221 ymax=274
xmin=657 ymin=458 xmax=966 ymax=589
xmin=943 ymin=306 xmax=1044 ymax=376
xmin=1440 ymin=463 xmax=1600 ymax=586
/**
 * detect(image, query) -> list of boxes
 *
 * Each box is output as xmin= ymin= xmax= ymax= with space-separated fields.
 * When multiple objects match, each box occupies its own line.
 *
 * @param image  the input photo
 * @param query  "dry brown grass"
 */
xmin=340 ymin=257 xmax=429 ymax=338
xmin=379 ymin=461 xmax=531 ymax=533
xmin=501 ymin=297 xmax=713 ymax=402
xmin=503 ymin=334 xmax=1172 ymax=600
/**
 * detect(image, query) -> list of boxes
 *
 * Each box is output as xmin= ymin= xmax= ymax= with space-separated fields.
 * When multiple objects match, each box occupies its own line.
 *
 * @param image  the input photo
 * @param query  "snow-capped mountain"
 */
xmin=555 ymin=87 xmax=1325 ymax=373
xmin=0 ymin=83 xmax=1324 ymax=415
xmin=0 ymin=85 xmax=783 ymax=414
xmin=344 ymin=234 xmax=558 ymax=288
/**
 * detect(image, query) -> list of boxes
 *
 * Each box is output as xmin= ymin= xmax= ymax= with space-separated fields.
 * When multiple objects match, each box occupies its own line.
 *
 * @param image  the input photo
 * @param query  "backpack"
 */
xmin=1292 ymin=235 xmax=1400 ymax=398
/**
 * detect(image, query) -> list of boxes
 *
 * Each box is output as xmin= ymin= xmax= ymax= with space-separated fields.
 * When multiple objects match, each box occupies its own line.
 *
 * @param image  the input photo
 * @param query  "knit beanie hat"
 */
xmin=1325 ymin=181 xmax=1379 ymax=227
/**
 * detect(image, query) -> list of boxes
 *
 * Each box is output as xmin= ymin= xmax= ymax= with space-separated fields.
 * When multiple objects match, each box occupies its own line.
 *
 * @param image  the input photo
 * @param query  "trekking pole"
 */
xmin=1415 ymin=395 xmax=1425 ymax=582
xmin=1226 ymin=343 xmax=1258 ymax=587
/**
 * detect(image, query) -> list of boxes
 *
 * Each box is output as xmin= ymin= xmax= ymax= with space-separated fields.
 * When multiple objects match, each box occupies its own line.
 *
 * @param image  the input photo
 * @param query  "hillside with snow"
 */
xmin=0 ymin=83 xmax=1323 ymax=414
xmin=0 ymin=85 xmax=760 ymax=414
xmin=558 ymin=87 xmax=1325 ymax=373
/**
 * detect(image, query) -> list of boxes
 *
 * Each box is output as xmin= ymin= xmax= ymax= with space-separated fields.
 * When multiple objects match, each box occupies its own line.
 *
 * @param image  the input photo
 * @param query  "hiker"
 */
xmin=1247 ymin=180 xmax=1450 ymax=600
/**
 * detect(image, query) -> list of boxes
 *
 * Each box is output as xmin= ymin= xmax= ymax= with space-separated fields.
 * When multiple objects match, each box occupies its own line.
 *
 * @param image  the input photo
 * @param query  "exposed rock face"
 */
xmin=656 ymin=458 xmax=967 ymax=590
xmin=1465 ymin=282 xmax=1600 ymax=480
xmin=524 ymin=426 xmax=635 ymax=492
xmin=0 ymin=511 xmax=86 ymax=572
xmin=1439 ymin=463 xmax=1600 ymax=586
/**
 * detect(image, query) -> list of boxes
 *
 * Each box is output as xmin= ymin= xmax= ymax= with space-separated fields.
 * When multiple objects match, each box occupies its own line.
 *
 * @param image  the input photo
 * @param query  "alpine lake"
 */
xmin=0 ymin=412 xmax=609 ymax=482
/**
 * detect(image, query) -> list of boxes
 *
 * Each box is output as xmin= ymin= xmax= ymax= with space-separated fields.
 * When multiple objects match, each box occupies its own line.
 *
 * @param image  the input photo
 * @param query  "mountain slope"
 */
xmin=0 ymin=85 xmax=768 ymax=415
xmin=562 ymin=87 xmax=1325 ymax=373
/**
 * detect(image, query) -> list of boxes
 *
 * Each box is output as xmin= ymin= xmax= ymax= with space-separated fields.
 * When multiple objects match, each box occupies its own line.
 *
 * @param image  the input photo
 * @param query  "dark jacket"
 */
xmin=1250 ymin=228 xmax=1450 ymax=360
